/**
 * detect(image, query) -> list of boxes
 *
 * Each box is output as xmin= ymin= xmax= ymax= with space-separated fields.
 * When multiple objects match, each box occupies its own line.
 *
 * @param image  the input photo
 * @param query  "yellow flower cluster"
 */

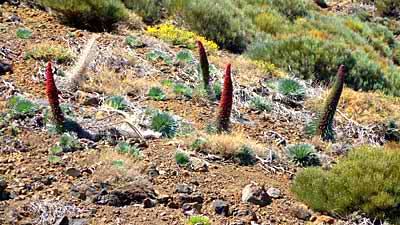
xmin=253 ymin=60 xmax=287 ymax=78
xmin=146 ymin=24 xmax=219 ymax=51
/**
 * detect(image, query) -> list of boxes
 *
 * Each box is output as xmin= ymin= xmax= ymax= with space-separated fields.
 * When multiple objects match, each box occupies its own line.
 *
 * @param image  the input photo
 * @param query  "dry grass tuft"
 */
xmin=26 ymin=41 xmax=74 ymax=63
xmin=306 ymin=88 xmax=400 ymax=124
xmin=193 ymin=133 xmax=266 ymax=159
xmin=82 ymin=65 xmax=159 ymax=96
xmin=80 ymin=148 xmax=144 ymax=183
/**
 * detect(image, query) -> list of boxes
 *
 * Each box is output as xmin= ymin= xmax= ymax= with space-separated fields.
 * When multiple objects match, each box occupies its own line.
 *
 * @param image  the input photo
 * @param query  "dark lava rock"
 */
xmin=241 ymin=184 xmax=271 ymax=207
xmin=177 ymin=193 xmax=204 ymax=205
xmin=212 ymin=199 xmax=230 ymax=216
xmin=0 ymin=62 xmax=13 ymax=75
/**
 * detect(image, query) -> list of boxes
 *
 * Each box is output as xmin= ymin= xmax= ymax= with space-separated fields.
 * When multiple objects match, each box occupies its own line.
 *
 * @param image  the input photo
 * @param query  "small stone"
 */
xmin=176 ymin=184 xmax=193 ymax=194
xmin=0 ymin=179 xmax=7 ymax=192
xmin=143 ymin=198 xmax=157 ymax=208
xmin=266 ymin=187 xmax=281 ymax=198
xmin=0 ymin=62 xmax=13 ymax=75
xmin=55 ymin=216 xmax=69 ymax=225
xmin=212 ymin=200 xmax=230 ymax=216
xmin=311 ymin=215 xmax=335 ymax=224
xmin=167 ymin=201 xmax=179 ymax=209
xmin=148 ymin=164 xmax=159 ymax=178
xmin=182 ymin=202 xmax=202 ymax=216
xmin=292 ymin=204 xmax=312 ymax=220
xmin=178 ymin=193 xmax=204 ymax=205
xmin=65 ymin=168 xmax=81 ymax=178
xmin=241 ymin=184 xmax=271 ymax=207
xmin=190 ymin=157 xmax=209 ymax=172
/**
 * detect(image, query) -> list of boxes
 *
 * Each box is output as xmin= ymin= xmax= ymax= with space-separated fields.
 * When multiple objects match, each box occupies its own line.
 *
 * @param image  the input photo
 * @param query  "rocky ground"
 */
xmin=0 ymin=2 xmax=398 ymax=225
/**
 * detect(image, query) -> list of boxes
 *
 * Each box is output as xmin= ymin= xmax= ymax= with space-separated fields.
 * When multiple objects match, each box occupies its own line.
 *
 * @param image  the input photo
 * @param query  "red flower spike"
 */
xmin=197 ymin=40 xmax=211 ymax=91
xmin=46 ymin=62 xmax=65 ymax=129
xmin=217 ymin=64 xmax=233 ymax=132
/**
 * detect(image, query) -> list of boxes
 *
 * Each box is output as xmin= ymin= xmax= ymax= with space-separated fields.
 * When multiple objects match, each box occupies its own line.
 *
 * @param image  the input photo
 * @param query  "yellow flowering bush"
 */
xmin=146 ymin=24 xmax=218 ymax=51
xmin=253 ymin=60 xmax=287 ymax=78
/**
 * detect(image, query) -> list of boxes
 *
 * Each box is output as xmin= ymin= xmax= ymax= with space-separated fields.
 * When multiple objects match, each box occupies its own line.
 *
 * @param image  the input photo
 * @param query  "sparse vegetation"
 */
xmin=26 ymin=42 xmax=74 ymax=63
xmin=286 ymin=143 xmax=320 ymax=167
xmin=59 ymin=133 xmax=81 ymax=152
xmin=40 ymin=0 xmax=129 ymax=31
xmin=150 ymin=111 xmax=177 ymax=138
xmin=292 ymin=146 xmax=400 ymax=221
xmin=277 ymin=78 xmax=306 ymax=99
xmin=116 ymin=141 xmax=142 ymax=158
xmin=148 ymin=87 xmax=167 ymax=101
xmin=104 ymin=96 xmax=128 ymax=110
xmin=7 ymin=96 xmax=38 ymax=118
xmin=187 ymin=215 xmax=211 ymax=225
xmin=250 ymin=95 xmax=272 ymax=112
xmin=16 ymin=28 xmax=32 ymax=39
xmin=175 ymin=151 xmax=190 ymax=166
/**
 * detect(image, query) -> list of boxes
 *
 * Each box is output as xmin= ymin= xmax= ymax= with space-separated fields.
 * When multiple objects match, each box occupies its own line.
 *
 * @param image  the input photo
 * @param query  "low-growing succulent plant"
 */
xmin=49 ymin=145 xmax=63 ymax=155
xmin=46 ymin=62 xmax=65 ymax=131
xmin=125 ymin=36 xmax=144 ymax=48
xmin=173 ymin=84 xmax=192 ymax=98
xmin=250 ymin=95 xmax=272 ymax=112
xmin=217 ymin=64 xmax=233 ymax=132
xmin=175 ymin=49 xmax=193 ymax=64
xmin=112 ymin=159 xmax=125 ymax=169
xmin=316 ymin=65 xmax=346 ymax=141
xmin=286 ymin=143 xmax=320 ymax=167
xmin=48 ymin=155 xmax=62 ymax=164
xmin=16 ymin=27 xmax=32 ymax=39
xmin=277 ymin=78 xmax=305 ymax=99
xmin=7 ymin=95 xmax=38 ymax=118
xmin=59 ymin=133 xmax=81 ymax=152
xmin=175 ymin=151 xmax=190 ymax=166
xmin=116 ymin=141 xmax=142 ymax=158
xmin=146 ymin=50 xmax=172 ymax=64
xmin=148 ymin=87 xmax=167 ymax=101
xmin=150 ymin=111 xmax=177 ymax=138
xmin=105 ymin=96 xmax=128 ymax=110
xmin=187 ymin=215 xmax=211 ymax=225
xmin=236 ymin=145 xmax=256 ymax=166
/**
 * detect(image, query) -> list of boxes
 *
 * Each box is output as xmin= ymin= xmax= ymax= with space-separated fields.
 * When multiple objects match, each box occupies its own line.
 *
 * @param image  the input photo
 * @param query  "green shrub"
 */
xmin=174 ymin=0 xmax=252 ymax=53
xmin=150 ymin=111 xmax=177 ymax=138
xmin=16 ymin=28 xmax=32 ymax=39
xmin=105 ymin=96 xmax=128 ymax=110
xmin=292 ymin=146 xmax=400 ymax=221
xmin=175 ymin=151 xmax=190 ymax=166
xmin=213 ymin=83 xmax=222 ymax=100
xmin=146 ymin=50 xmax=172 ymax=64
xmin=40 ymin=0 xmax=128 ymax=31
xmin=175 ymin=50 xmax=193 ymax=64
xmin=269 ymin=0 xmax=314 ymax=20
xmin=286 ymin=143 xmax=320 ymax=167
xmin=123 ymin=0 xmax=165 ymax=24
xmin=148 ymin=87 xmax=167 ymax=101
xmin=254 ymin=10 xmax=288 ymax=35
xmin=187 ymin=215 xmax=211 ymax=225
xmin=48 ymin=155 xmax=62 ymax=164
xmin=249 ymin=95 xmax=272 ymax=112
xmin=191 ymin=138 xmax=207 ymax=151
xmin=235 ymin=145 xmax=256 ymax=166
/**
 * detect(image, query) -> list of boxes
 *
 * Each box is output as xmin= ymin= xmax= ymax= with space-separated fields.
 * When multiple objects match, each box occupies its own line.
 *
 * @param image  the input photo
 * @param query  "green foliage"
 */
xmin=254 ymin=10 xmax=288 ymax=35
xmin=304 ymin=117 xmax=318 ymax=137
xmin=235 ymin=145 xmax=256 ymax=166
xmin=59 ymin=133 xmax=81 ymax=152
xmin=123 ymin=0 xmax=165 ymax=23
xmin=48 ymin=155 xmax=62 ymax=164
xmin=174 ymin=0 xmax=252 ymax=53
xmin=49 ymin=145 xmax=63 ymax=155
xmin=16 ymin=28 xmax=32 ymax=39
xmin=385 ymin=120 xmax=400 ymax=142
xmin=150 ymin=111 xmax=177 ymax=138
xmin=292 ymin=146 xmax=400 ymax=221
xmin=375 ymin=0 xmax=400 ymax=18
xmin=116 ymin=141 xmax=142 ymax=158
xmin=7 ymin=96 xmax=38 ymax=118
xmin=175 ymin=151 xmax=190 ymax=166
xmin=125 ymin=36 xmax=144 ymax=48
xmin=105 ymin=96 xmax=128 ymax=110
xmin=173 ymin=84 xmax=192 ymax=98
xmin=213 ymin=83 xmax=222 ymax=100
xmin=148 ymin=87 xmax=167 ymax=101
xmin=191 ymin=138 xmax=207 ymax=151
xmin=40 ymin=0 xmax=128 ymax=31
xmin=112 ymin=159 xmax=125 ymax=169
xmin=277 ymin=79 xmax=305 ymax=99
xmin=175 ymin=50 xmax=193 ymax=64
xmin=25 ymin=43 xmax=74 ymax=63
xmin=146 ymin=50 xmax=172 ymax=64
xmin=250 ymin=95 xmax=272 ymax=112
xmin=269 ymin=0 xmax=314 ymax=20
xmin=286 ymin=144 xmax=320 ymax=167
xmin=187 ymin=215 xmax=211 ymax=225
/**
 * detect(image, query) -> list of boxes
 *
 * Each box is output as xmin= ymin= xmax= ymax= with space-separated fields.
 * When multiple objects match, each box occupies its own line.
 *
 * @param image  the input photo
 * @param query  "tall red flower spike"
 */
xmin=46 ymin=62 xmax=64 ymax=129
xmin=197 ymin=40 xmax=210 ymax=91
xmin=217 ymin=64 xmax=233 ymax=132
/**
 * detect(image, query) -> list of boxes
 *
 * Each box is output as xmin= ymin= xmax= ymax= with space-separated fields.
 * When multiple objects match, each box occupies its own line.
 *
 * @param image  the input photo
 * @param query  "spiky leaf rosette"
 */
xmin=197 ymin=40 xmax=210 ymax=91
xmin=317 ymin=65 xmax=346 ymax=141
xmin=217 ymin=64 xmax=233 ymax=132
xmin=46 ymin=62 xmax=65 ymax=130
